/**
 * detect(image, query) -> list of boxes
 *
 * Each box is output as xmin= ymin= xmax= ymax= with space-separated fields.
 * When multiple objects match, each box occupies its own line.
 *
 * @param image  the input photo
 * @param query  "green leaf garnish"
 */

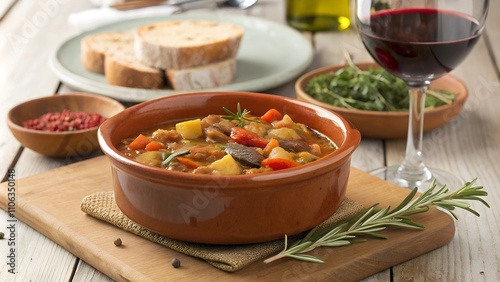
xmin=161 ymin=149 xmax=190 ymax=168
xmin=221 ymin=103 xmax=260 ymax=127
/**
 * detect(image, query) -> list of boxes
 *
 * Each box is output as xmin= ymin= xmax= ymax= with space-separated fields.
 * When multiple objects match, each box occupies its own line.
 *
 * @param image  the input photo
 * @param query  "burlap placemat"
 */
xmin=81 ymin=192 xmax=364 ymax=272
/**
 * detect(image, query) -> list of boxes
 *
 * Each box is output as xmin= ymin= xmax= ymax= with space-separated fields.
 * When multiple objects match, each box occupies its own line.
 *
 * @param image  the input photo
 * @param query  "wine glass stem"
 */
xmin=396 ymin=86 xmax=432 ymax=187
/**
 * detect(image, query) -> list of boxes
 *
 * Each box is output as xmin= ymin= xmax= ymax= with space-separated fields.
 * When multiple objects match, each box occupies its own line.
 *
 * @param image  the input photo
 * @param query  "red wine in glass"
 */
xmin=359 ymin=8 xmax=482 ymax=85
xmin=355 ymin=4 xmax=488 ymax=190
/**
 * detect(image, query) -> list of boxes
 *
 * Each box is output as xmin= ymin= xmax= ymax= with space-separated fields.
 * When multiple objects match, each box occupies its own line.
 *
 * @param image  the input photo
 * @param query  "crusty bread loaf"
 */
xmin=80 ymin=31 xmax=133 ymax=74
xmin=104 ymin=44 xmax=164 ymax=89
xmin=167 ymin=58 xmax=236 ymax=90
xmin=134 ymin=20 xmax=244 ymax=70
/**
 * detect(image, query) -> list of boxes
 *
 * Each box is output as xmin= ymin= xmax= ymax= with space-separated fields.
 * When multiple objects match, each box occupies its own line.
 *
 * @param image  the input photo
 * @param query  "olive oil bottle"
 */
xmin=286 ymin=0 xmax=351 ymax=31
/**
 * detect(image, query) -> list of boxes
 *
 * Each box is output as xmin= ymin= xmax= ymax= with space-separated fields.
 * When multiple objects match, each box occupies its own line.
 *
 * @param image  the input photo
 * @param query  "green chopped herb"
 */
xmin=305 ymin=56 xmax=456 ymax=112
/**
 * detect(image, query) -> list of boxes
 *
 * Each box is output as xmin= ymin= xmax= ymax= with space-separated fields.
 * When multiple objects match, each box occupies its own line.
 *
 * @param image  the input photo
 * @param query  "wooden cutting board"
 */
xmin=0 ymin=156 xmax=455 ymax=281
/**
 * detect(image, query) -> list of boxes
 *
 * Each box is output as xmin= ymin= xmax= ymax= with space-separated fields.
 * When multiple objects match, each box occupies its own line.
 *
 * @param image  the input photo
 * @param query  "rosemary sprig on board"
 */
xmin=264 ymin=179 xmax=489 ymax=264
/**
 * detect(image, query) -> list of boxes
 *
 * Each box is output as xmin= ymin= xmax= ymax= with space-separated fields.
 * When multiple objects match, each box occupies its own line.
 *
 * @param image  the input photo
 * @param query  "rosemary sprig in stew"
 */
xmin=264 ymin=179 xmax=489 ymax=264
xmin=222 ymin=103 xmax=260 ymax=127
xmin=161 ymin=149 xmax=190 ymax=167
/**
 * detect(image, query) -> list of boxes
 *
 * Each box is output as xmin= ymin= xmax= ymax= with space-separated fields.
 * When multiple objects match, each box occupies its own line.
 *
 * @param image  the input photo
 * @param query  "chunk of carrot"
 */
xmin=260 ymin=108 xmax=283 ymax=123
xmin=261 ymin=158 xmax=300 ymax=171
xmin=176 ymin=157 xmax=201 ymax=169
xmin=263 ymin=138 xmax=279 ymax=156
xmin=128 ymin=134 xmax=150 ymax=150
xmin=145 ymin=140 xmax=163 ymax=151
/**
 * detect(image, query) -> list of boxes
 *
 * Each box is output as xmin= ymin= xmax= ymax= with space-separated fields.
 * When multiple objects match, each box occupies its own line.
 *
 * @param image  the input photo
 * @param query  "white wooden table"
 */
xmin=1 ymin=0 xmax=499 ymax=281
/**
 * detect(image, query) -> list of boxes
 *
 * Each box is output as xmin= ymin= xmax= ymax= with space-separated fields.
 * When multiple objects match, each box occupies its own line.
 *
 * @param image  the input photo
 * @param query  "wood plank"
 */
xmin=0 ymin=156 xmax=456 ymax=281
xmin=387 ymin=27 xmax=500 ymax=282
xmin=12 ymin=0 xmax=497 ymax=280
xmin=3 ymin=2 xmax=301 ymax=280
xmin=247 ymin=0 xmax=285 ymax=23
xmin=0 ymin=1 xmax=97 ymax=280
xmin=0 ymin=201 xmax=77 ymax=281
xmin=0 ymin=0 xmax=16 ymax=21
xmin=0 ymin=0 xmax=94 ymax=182
xmin=312 ymin=30 xmax=386 ymax=174
xmin=313 ymin=29 xmax=374 ymax=67
xmin=485 ymin=0 xmax=500 ymax=71
xmin=73 ymin=261 xmax=114 ymax=282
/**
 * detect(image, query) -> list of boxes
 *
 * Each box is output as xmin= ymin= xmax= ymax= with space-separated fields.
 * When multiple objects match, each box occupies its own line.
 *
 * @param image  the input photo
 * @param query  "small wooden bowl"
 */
xmin=7 ymin=93 xmax=125 ymax=157
xmin=295 ymin=63 xmax=468 ymax=139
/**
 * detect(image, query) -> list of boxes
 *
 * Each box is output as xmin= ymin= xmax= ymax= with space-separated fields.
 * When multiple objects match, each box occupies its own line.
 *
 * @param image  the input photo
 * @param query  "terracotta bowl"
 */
xmin=98 ymin=91 xmax=361 ymax=244
xmin=295 ymin=63 xmax=468 ymax=139
xmin=7 ymin=93 xmax=125 ymax=158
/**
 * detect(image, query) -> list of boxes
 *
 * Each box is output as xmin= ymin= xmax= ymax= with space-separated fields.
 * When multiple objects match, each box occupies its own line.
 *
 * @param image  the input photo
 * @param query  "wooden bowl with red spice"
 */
xmin=7 ymin=93 xmax=125 ymax=157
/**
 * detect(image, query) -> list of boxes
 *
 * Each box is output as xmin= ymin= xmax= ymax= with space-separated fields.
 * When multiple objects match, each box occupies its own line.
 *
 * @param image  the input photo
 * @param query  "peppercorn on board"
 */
xmin=0 ymin=156 xmax=455 ymax=281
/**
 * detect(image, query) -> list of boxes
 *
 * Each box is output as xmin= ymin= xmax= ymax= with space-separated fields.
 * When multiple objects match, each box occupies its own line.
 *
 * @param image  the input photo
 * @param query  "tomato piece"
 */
xmin=261 ymin=158 xmax=300 ymax=170
xmin=260 ymin=108 xmax=283 ymax=123
xmin=128 ymin=134 xmax=150 ymax=150
xmin=176 ymin=157 xmax=201 ymax=169
xmin=230 ymin=127 xmax=269 ymax=148
xmin=145 ymin=141 xmax=163 ymax=151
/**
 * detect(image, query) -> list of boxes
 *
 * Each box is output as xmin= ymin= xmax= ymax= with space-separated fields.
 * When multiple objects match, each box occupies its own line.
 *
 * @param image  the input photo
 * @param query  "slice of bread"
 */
xmin=80 ymin=20 xmax=243 ymax=90
xmin=80 ymin=31 xmax=133 ymax=74
xmin=104 ymin=44 xmax=164 ymax=89
xmin=134 ymin=20 xmax=244 ymax=70
xmin=167 ymin=58 xmax=236 ymax=90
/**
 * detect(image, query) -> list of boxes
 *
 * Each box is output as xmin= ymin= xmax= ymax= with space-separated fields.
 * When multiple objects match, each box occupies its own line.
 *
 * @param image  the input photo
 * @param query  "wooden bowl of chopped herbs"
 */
xmin=295 ymin=62 xmax=468 ymax=139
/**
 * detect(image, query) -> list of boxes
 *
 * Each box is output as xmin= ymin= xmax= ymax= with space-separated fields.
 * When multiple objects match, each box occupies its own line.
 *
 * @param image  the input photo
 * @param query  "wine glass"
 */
xmin=354 ymin=0 xmax=489 ymax=191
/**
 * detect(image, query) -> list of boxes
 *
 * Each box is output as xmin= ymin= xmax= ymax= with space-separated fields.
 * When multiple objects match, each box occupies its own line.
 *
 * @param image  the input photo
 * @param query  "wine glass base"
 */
xmin=369 ymin=166 xmax=464 ymax=192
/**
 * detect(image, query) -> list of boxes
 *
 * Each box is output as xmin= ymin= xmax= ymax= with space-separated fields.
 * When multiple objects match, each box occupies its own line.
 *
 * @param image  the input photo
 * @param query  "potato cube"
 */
xmin=268 ymin=147 xmax=294 ymax=160
xmin=175 ymin=119 xmax=203 ymax=139
xmin=210 ymin=154 xmax=242 ymax=175
xmin=136 ymin=151 xmax=163 ymax=167
xmin=268 ymin=127 xmax=301 ymax=140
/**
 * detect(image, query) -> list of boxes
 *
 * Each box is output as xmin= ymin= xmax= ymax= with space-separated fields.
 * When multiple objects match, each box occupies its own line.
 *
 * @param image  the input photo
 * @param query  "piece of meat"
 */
xmin=188 ymin=145 xmax=226 ymax=163
xmin=225 ymin=143 xmax=264 ymax=168
xmin=205 ymin=126 xmax=230 ymax=143
xmin=277 ymin=138 xmax=311 ymax=153
xmin=201 ymin=115 xmax=234 ymax=132
xmin=213 ymin=119 xmax=235 ymax=135
xmin=151 ymin=129 xmax=180 ymax=143
xmin=200 ymin=114 xmax=222 ymax=128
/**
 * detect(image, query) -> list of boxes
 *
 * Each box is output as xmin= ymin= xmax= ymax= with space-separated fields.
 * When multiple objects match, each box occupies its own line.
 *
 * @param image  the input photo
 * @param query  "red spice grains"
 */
xmin=22 ymin=109 xmax=106 ymax=132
